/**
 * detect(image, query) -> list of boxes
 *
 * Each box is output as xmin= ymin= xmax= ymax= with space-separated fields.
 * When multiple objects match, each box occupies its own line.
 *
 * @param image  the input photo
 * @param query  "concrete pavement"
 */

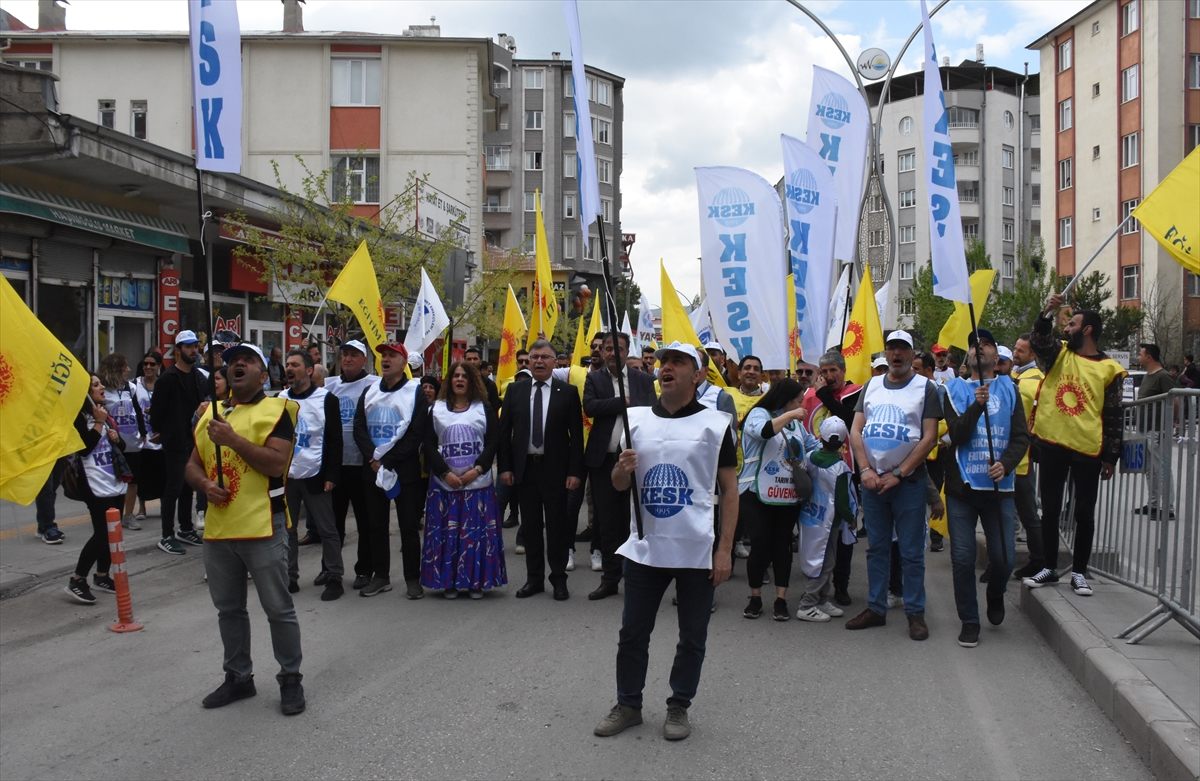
xmin=0 ymin=520 xmax=1154 ymax=781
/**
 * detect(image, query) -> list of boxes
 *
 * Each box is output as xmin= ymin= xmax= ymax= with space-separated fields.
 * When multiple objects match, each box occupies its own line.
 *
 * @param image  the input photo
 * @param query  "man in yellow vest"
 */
xmin=1022 ymin=295 xmax=1125 ymax=597
xmin=186 ymin=342 xmax=305 ymax=716
xmin=1010 ymin=333 xmax=1047 ymax=580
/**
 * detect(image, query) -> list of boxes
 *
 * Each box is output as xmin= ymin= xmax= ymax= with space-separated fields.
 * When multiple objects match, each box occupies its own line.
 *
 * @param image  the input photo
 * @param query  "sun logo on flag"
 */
xmin=1055 ymin=379 xmax=1087 ymax=417
xmin=789 ymin=327 xmax=802 ymax=360
xmin=499 ymin=328 xmax=517 ymax=365
xmin=0 ymin=353 xmax=13 ymax=406
xmin=843 ymin=321 xmax=865 ymax=357
xmin=207 ymin=459 xmax=243 ymax=509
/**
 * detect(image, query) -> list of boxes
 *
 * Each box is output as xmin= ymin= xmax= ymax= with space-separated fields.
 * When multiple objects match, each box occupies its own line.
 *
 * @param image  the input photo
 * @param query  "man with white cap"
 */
xmin=995 ymin=345 xmax=1014 ymax=377
xmin=870 ymin=355 xmax=889 ymax=377
xmin=323 ymin=339 xmax=381 ymax=591
xmin=704 ymin=341 xmax=732 ymax=386
xmin=592 ymin=341 xmax=738 ymax=742
xmin=847 ymin=330 xmax=941 ymax=641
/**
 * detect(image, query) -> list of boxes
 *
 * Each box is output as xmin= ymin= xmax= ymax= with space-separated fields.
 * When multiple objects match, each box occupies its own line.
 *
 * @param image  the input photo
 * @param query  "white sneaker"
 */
xmin=195 ymin=510 xmax=206 ymax=531
xmin=734 ymin=542 xmax=750 ymax=559
xmin=1071 ymin=573 xmax=1094 ymax=596
xmin=590 ymin=551 xmax=603 ymax=571
xmin=796 ymin=606 xmax=831 ymax=622
xmin=887 ymin=593 xmax=905 ymax=610
xmin=816 ymin=601 xmax=844 ymax=617
xmin=121 ymin=514 xmax=141 ymax=531
xmin=566 ymin=551 xmax=576 ymax=571
xmin=514 ymin=544 xmax=526 ymax=555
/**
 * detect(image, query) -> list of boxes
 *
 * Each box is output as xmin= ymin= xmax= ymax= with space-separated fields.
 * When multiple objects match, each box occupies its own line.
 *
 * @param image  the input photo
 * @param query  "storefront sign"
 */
xmin=385 ymin=306 xmax=405 ymax=330
xmin=285 ymin=308 xmax=303 ymax=352
xmin=159 ymin=269 xmax=180 ymax=364
xmin=415 ymin=180 xmax=471 ymax=249
xmin=215 ymin=315 xmax=242 ymax=335
xmin=0 ymin=258 xmax=31 ymax=272
xmin=98 ymin=275 xmax=154 ymax=312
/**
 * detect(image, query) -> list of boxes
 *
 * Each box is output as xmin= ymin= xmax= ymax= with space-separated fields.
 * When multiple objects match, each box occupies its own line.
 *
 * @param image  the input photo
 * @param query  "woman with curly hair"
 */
xmin=420 ymin=361 xmax=506 ymax=599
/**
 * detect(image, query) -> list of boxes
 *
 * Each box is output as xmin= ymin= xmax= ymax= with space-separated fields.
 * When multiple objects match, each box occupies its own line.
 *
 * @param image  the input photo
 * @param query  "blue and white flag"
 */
xmin=562 ymin=0 xmax=602 ymax=253
xmin=805 ymin=66 xmax=868 ymax=263
xmin=921 ymin=0 xmax=971 ymax=303
xmin=695 ymin=167 xmax=789 ymax=370
xmin=403 ymin=267 xmax=450 ymax=358
xmin=689 ymin=298 xmax=715 ymax=346
xmin=188 ymin=0 xmax=242 ymax=174
xmin=782 ymin=134 xmax=838 ymax=363
xmin=638 ymin=292 xmax=657 ymax=351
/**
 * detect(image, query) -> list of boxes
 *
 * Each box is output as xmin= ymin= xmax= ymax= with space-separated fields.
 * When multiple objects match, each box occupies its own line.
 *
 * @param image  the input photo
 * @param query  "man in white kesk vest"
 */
xmin=592 ymin=341 xmax=739 ymax=743
xmin=321 ymin=340 xmax=381 ymax=591
xmin=280 ymin=349 xmax=344 ymax=600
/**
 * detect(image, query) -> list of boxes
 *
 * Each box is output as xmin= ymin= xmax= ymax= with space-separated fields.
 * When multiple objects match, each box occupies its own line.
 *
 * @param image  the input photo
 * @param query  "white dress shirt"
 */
xmin=527 ymin=379 xmax=550 ymax=455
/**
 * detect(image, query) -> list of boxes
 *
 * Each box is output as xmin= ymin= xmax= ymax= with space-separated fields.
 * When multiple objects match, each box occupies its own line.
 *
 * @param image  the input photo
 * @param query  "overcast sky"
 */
xmin=7 ymin=0 xmax=1089 ymax=306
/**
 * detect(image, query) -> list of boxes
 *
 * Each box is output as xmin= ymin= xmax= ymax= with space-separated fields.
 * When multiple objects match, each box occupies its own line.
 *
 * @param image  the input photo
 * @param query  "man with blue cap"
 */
xmin=149 ymin=329 xmax=207 ymax=555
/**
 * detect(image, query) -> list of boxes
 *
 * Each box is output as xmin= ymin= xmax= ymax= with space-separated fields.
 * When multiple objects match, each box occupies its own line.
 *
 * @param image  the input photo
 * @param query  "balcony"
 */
xmin=485 ymin=162 xmax=511 ymax=171
xmin=493 ymin=82 xmax=510 ymax=92
xmin=483 ymin=204 xmax=511 ymax=213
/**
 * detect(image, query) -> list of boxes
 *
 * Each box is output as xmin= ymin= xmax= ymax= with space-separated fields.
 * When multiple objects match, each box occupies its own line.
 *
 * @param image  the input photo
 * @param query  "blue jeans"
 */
xmin=861 ymin=478 xmax=927 ymax=616
xmin=616 ymin=559 xmax=715 ymax=710
xmin=946 ymin=492 xmax=1015 ymax=625
xmin=204 ymin=512 xmax=303 ymax=684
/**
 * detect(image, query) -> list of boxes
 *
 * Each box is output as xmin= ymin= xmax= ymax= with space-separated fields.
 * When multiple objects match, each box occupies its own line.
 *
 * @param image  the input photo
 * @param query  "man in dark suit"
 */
xmin=498 ymin=339 xmax=585 ymax=600
xmin=583 ymin=332 xmax=658 ymax=600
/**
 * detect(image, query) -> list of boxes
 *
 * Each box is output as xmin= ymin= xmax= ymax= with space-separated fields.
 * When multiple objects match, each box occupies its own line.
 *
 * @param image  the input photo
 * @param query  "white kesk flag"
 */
xmin=696 ymin=167 xmax=789 ymax=370
xmin=921 ymin=0 xmax=971 ymax=304
xmin=188 ymin=0 xmax=242 ymax=174
xmin=782 ymin=134 xmax=838 ymax=364
xmin=825 ymin=264 xmax=852 ymax=351
xmin=689 ymin=297 xmax=716 ymax=346
xmin=403 ymin=267 xmax=450 ymax=356
xmin=875 ymin=280 xmax=890 ymax=328
xmin=638 ymin=292 xmax=657 ymax=351
xmin=805 ymin=66 xmax=868 ymax=263
xmin=563 ymin=0 xmax=602 ymax=251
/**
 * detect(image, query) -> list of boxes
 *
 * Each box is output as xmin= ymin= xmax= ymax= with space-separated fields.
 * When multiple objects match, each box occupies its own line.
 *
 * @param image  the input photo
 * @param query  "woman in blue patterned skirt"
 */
xmin=420 ymin=361 xmax=506 ymax=599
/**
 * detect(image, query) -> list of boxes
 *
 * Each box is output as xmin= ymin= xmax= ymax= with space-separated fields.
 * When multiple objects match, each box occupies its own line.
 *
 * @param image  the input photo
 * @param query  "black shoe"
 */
xmin=986 ymin=595 xmax=1005 ymax=626
xmin=64 ymin=577 xmax=96 ymax=604
xmin=958 ymin=622 xmax=981 ymax=648
xmin=834 ymin=587 xmax=852 ymax=607
xmin=515 ymin=582 xmax=544 ymax=598
xmin=92 ymin=574 xmax=116 ymax=594
xmin=320 ymin=579 xmax=344 ymax=601
xmin=929 ymin=539 xmax=944 ymax=552
xmin=1012 ymin=561 xmax=1043 ymax=580
xmin=297 ymin=534 xmax=319 ymax=546
xmin=313 ymin=571 xmax=330 ymax=587
xmin=743 ymin=595 xmax=763 ymax=619
xmin=979 ymin=568 xmax=990 ymax=584
xmin=773 ymin=598 xmax=789 ymax=621
xmin=351 ymin=574 xmax=370 ymax=590
xmin=288 ymin=580 xmax=300 ymax=594
xmin=574 ymin=526 xmax=592 ymax=541
xmin=279 ymin=673 xmax=305 ymax=715
xmin=202 ymin=673 xmax=256 ymax=709
xmin=588 ymin=582 xmax=619 ymax=601
xmin=553 ymin=583 xmax=570 ymax=601
xmin=1132 ymin=504 xmax=1150 ymax=515
xmin=502 ymin=515 xmax=520 ymax=529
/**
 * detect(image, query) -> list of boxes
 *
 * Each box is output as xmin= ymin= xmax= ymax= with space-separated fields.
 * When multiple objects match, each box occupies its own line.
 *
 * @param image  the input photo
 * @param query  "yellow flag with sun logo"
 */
xmin=841 ymin=265 xmax=885 ymax=386
xmin=497 ymin=284 xmax=527 ymax=395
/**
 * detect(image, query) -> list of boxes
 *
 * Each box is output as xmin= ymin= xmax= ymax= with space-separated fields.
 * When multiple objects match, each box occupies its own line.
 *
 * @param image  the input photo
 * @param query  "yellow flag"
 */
xmin=660 ymin=260 xmax=726 ymax=387
xmin=497 ymin=284 xmax=527 ymax=393
xmin=842 ymin=266 xmax=886 ymax=386
xmin=0 ymin=275 xmax=89 ymax=504
xmin=571 ymin=296 xmax=603 ymax=368
xmin=936 ymin=270 xmax=997 ymax=351
xmin=1132 ymin=146 xmax=1199 ymax=274
xmin=527 ymin=190 xmax=559 ymax=346
xmin=786 ymin=273 xmax=801 ymax=374
xmin=327 ymin=241 xmax=387 ymax=372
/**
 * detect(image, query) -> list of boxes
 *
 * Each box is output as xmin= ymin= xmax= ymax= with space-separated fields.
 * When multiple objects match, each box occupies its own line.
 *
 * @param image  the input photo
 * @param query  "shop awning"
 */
xmin=0 ymin=183 xmax=190 ymax=254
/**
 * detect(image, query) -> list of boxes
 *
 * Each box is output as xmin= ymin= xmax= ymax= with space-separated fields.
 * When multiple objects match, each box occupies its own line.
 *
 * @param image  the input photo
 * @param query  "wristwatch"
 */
xmin=892 ymin=467 xmax=905 ymax=479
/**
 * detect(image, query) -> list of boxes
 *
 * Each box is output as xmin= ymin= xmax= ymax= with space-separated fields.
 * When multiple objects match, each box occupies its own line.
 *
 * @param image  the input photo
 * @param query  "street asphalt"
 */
xmin=0 ymin=514 xmax=1153 ymax=781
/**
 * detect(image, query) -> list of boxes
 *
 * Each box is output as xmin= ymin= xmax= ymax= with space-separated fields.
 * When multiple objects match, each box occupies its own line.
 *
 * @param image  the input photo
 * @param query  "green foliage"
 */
xmin=908 ymin=239 xmax=995 ymax=349
xmin=987 ymin=241 xmax=1057 ymax=346
xmin=1066 ymin=271 xmax=1144 ymax=351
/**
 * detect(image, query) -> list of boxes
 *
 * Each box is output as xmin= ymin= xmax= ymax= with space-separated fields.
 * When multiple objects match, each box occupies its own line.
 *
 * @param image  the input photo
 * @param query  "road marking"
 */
xmin=0 ymin=501 xmax=161 ymax=541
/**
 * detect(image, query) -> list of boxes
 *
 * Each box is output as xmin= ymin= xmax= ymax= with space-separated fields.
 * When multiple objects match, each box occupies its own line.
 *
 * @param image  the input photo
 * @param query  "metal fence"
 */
xmin=1058 ymin=388 xmax=1199 ymax=644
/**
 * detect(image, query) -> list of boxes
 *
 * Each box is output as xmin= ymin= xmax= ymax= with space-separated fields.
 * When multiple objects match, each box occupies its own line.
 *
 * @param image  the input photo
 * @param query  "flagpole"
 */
xmin=597 ymin=221 xmax=644 ymax=540
xmin=195 ymin=170 xmax=223 ymax=488
xmin=1060 ymin=216 xmax=1130 ymax=298
xmin=967 ymin=301 xmax=1008 ymax=575
xmin=839 ymin=263 xmax=854 ymax=349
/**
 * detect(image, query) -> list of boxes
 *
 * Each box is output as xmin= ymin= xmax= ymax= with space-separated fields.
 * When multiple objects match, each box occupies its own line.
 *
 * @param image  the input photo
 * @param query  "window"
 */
xmin=564 ymin=152 xmax=577 ymax=177
xmin=963 ymin=222 xmax=979 ymax=238
xmin=524 ymin=151 xmax=543 ymax=171
xmin=564 ymin=234 xmax=576 ymax=260
xmin=1004 ymin=221 xmax=1015 ymax=242
xmin=1002 ymin=255 xmax=1015 ymax=279
xmin=1121 ymin=265 xmax=1139 ymax=300
xmin=127 ymin=100 xmax=147 ymax=139
xmin=868 ymin=230 xmax=886 ymax=247
xmin=1003 ymin=187 xmax=1014 ymax=206
xmin=1059 ymin=158 xmax=1073 ymax=190
xmin=947 ymin=107 xmax=979 ymax=128
xmin=524 ymin=69 xmax=544 ymax=89
xmin=1093 ymin=20 xmax=1101 ymax=35
xmin=1122 ymin=132 xmax=1139 ymax=168
xmin=1093 ymin=208 xmax=1102 ymax=221
xmin=869 ymin=194 xmax=884 ymax=213
xmin=1032 ymin=185 xmax=1041 ymax=206
xmin=587 ymin=77 xmax=610 ymax=106
xmin=1188 ymin=271 xmax=1200 ymax=296
xmin=98 ymin=99 xmax=115 ymax=129
xmin=564 ymin=193 xmax=576 ymax=219
xmin=1122 ymin=65 xmax=1139 ymax=102
xmin=525 ymin=111 xmax=543 ymax=130
xmin=523 ymin=234 xmax=536 ymax=254
xmin=899 ymin=116 xmax=913 ymax=135
xmin=959 ymin=184 xmax=979 ymax=203
xmin=3 ymin=59 xmax=52 ymax=71
xmin=1093 ymin=145 xmax=1101 ymax=160
xmin=1029 ymin=114 xmax=1041 ymax=133
xmin=1058 ymin=98 xmax=1072 ymax=131
xmin=1190 ymin=55 xmax=1200 ymax=89
xmin=1192 ymin=0 xmax=1200 ymax=18
xmin=898 ymin=190 xmax=916 ymax=208
xmin=583 ymin=237 xmax=596 ymax=261
xmin=1092 ymin=82 xmax=1101 ymax=98
xmin=485 ymin=145 xmax=510 ymax=170
xmin=1004 ymin=110 xmax=1014 ymax=130
xmin=897 ymin=152 xmax=916 ymax=172
xmin=564 ymin=112 xmax=575 ymax=138
xmin=524 ymin=192 xmax=540 ymax=212
xmin=1058 ymin=40 xmax=1072 ymax=72
xmin=954 ymin=150 xmax=979 ymax=166
xmin=596 ymin=158 xmax=612 ymax=184
xmin=899 ymin=260 xmax=916 ymax=279
xmin=1122 ymin=199 xmax=1139 ymax=233
xmin=1059 ymin=216 xmax=1073 ymax=248
xmin=564 ymin=73 xmax=573 ymax=97
xmin=601 ymin=197 xmax=612 ymax=224
xmin=1031 ymin=148 xmax=1041 ymax=170
xmin=899 ymin=226 xmax=916 ymax=244
xmin=1002 ymin=147 xmax=1014 ymax=168
xmin=592 ymin=118 xmax=611 ymax=145
xmin=898 ymin=297 xmax=917 ymax=316
xmin=332 ymin=156 xmax=380 ymax=204
xmin=484 ymin=193 xmax=503 ymax=212
xmin=1190 ymin=125 xmax=1200 ymax=153
xmin=1122 ymin=0 xmax=1139 ymax=36
xmin=492 ymin=65 xmax=510 ymax=90
xmin=331 ymin=59 xmax=381 ymax=106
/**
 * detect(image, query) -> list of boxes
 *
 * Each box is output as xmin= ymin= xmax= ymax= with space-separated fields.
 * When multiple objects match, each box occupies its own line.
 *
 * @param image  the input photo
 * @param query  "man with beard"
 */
xmin=465 ymin=346 xmax=502 ymax=415
xmin=280 ymin=349 xmax=343 ymax=599
xmin=704 ymin=341 xmax=733 ymax=386
xmin=149 ymin=330 xmax=207 ymax=555
xmin=727 ymin=354 xmax=767 ymax=560
xmin=1023 ymin=295 xmax=1125 ymax=597
xmin=554 ymin=335 xmax=607 ymax=569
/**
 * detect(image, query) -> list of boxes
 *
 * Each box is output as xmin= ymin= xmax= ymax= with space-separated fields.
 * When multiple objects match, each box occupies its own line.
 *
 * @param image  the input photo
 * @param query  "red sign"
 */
xmin=158 ymin=268 xmax=180 ymax=366
xmin=384 ymin=306 xmax=404 ymax=330
xmin=285 ymin=308 xmax=303 ymax=352
xmin=215 ymin=315 xmax=242 ymax=335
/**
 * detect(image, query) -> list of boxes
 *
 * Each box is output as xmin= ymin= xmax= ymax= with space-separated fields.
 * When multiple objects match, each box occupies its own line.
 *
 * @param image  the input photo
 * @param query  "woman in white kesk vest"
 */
xmin=420 ymin=361 xmax=506 ymax=600
xmin=97 ymin=353 xmax=146 ymax=530
xmin=132 ymin=350 xmax=166 ymax=525
xmin=737 ymin=378 xmax=819 ymax=622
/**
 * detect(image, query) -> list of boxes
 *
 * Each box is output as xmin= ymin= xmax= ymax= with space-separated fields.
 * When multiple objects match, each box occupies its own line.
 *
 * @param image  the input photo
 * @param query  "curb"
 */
xmin=0 ymin=534 xmax=181 ymax=601
xmin=1021 ymin=585 xmax=1200 ymax=781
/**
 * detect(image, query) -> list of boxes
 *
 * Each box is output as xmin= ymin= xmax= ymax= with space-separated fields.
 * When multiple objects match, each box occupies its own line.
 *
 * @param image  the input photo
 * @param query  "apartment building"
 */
xmin=1028 ymin=0 xmax=1200 ymax=354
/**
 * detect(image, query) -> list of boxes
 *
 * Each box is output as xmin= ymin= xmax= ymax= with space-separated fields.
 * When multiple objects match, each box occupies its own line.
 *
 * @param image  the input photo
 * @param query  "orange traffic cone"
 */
xmin=105 ymin=508 xmax=143 ymax=633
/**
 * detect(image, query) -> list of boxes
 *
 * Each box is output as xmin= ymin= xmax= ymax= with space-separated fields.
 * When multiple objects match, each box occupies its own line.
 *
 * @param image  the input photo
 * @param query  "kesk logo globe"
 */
xmin=708 ymin=187 xmax=754 ymax=228
xmin=785 ymin=169 xmax=821 ymax=215
xmin=862 ymin=403 xmax=911 ymax=452
xmin=293 ymin=416 xmax=310 ymax=455
xmin=816 ymin=92 xmax=851 ymax=129
xmin=367 ymin=406 xmax=403 ymax=446
xmin=641 ymin=463 xmax=695 ymax=519
xmin=441 ymin=422 xmax=482 ymax=470
xmin=763 ymin=460 xmax=781 ymax=476
xmin=339 ymin=395 xmax=357 ymax=424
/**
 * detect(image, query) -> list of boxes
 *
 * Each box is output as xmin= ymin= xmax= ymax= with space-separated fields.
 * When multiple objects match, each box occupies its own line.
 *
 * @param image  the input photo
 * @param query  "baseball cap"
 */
xmin=968 ymin=328 xmax=997 ymax=347
xmin=871 ymin=356 xmax=888 ymax=369
xmin=820 ymin=416 xmax=849 ymax=445
xmin=703 ymin=340 xmax=724 ymax=353
xmin=222 ymin=342 xmax=267 ymax=366
xmin=885 ymin=330 xmax=914 ymax=348
xmin=375 ymin=341 xmax=409 ymax=361
xmin=997 ymin=345 xmax=1014 ymax=361
xmin=175 ymin=330 xmax=201 ymax=345
xmin=654 ymin=341 xmax=701 ymax=368
xmin=340 ymin=339 xmax=367 ymax=355
xmin=931 ymin=343 xmax=948 ymax=354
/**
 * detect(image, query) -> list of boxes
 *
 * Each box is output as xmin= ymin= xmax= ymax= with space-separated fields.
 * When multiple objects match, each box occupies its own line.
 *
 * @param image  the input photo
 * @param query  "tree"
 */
xmin=1066 ymin=271 xmax=1144 ymax=352
xmin=1140 ymin=281 xmax=1184 ymax=366
xmin=988 ymin=240 xmax=1058 ymax=346
xmin=908 ymin=239 xmax=994 ymax=349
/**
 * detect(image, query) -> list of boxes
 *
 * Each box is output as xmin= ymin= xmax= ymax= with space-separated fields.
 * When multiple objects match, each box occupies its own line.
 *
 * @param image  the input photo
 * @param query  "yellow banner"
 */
xmin=497 ymin=284 xmax=527 ymax=392
xmin=660 ymin=260 xmax=725 ymax=387
xmin=1132 ymin=146 xmax=1199 ymax=275
xmin=842 ymin=266 xmax=885 ymax=386
xmin=937 ymin=270 xmax=997 ymax=351
xmin=571 ymin=296 xmax=602 ymax=369
xmin=327 ymin=241 xmax=387 ymax=372
xmin=527 ymin=190 xmax=559 ymax=346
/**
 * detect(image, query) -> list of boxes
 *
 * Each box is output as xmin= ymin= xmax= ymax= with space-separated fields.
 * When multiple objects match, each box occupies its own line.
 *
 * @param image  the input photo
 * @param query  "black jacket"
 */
xmin=497 ymin=377 xmax=584 ymax=484
xmin=149 ymin=364 xmax=207 ymax=451
xmin=582 ymin=367 xmax=657 ymax=468
xmin=352 ymin=376 xmax=429 ymax=484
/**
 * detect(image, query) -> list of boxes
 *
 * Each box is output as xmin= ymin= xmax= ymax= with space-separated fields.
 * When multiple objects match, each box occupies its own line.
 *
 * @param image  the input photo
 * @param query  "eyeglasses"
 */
xmin=529 ymin=355 xmax=553 ymax=363
xmin=797 ymin=369 xmax=814 ymax=377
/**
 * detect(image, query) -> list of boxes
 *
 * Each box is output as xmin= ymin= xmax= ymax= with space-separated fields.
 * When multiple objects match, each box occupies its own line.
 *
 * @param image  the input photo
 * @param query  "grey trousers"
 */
xmin=798 ymin=525 xmax=839 ymax=610
xmin=286 ymin=481 xmax=343 ymax=582
xmin=204 ymin=512 xmax=302 ymax=684
xmin=1013 ymin=472 xmax=1045 ymax=566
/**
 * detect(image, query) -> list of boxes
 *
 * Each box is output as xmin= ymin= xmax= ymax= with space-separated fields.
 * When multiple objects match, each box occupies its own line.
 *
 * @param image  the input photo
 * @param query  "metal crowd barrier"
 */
xmin=1057 ymin=388 xmax=1199 ymax=644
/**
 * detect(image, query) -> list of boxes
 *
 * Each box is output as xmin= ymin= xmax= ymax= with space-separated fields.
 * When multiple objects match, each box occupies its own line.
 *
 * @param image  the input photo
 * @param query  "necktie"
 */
xmin=532 ymin=381 xmax=545 ymax=449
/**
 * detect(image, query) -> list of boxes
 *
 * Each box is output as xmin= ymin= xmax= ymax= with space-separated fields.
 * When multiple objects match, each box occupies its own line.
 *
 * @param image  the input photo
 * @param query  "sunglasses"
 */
xmin=797 ymin=369 xmax=814 ymax=377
